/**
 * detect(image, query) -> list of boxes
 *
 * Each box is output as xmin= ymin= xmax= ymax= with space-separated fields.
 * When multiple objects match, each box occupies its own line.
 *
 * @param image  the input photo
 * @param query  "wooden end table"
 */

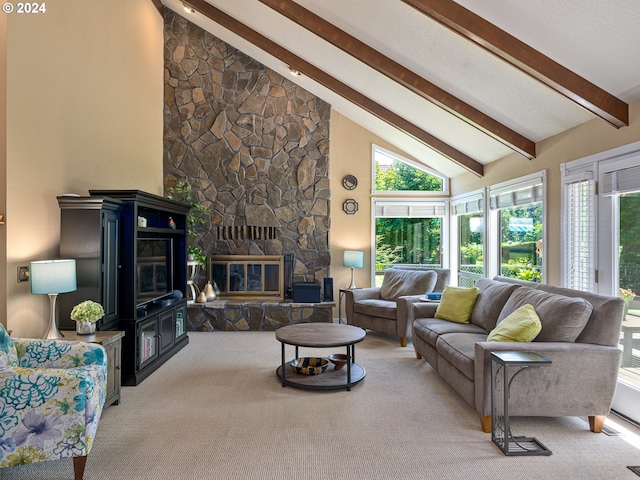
xmin=62 ymin=330 xmax=125 ymax=407
xmin=275 ymin=323 xmax=366 ymax=391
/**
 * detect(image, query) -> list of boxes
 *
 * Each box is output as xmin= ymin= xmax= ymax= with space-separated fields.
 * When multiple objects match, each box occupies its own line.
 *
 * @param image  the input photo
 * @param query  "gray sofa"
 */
xmin=411 ymin=276 xmax=624 ymax=433
xmin=345 ymin=267 xmax=450 ymax=347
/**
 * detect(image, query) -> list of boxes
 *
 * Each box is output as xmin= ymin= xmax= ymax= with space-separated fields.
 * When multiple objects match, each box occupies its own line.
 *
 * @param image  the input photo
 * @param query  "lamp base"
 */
xmin=348 ymin=267 xmax=357 ymax=290
xmin=43 ymin=294 xmax=64 ymax=340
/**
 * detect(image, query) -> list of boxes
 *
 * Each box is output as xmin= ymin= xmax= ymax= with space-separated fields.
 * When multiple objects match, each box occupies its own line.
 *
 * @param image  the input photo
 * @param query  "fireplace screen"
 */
xmin=209 ymin=255 xmax=284 ymax=300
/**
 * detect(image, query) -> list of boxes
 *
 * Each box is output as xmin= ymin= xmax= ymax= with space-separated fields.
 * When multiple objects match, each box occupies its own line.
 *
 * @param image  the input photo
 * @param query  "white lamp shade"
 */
xmin=30 ymin=259 xmax=77 ymax=294
xmin=343 ymin=250 xmax=364 ymax=269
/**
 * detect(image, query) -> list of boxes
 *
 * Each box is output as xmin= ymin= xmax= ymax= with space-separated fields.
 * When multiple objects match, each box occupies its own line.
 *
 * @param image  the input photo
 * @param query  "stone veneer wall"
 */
xmin=188 ymin=301 xmax=333 ymax=332
xmin=163 ymin=10 xmax=331 ymax=288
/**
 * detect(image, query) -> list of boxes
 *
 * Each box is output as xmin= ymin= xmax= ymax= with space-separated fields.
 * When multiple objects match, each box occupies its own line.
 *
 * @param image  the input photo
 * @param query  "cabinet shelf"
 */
xmin=138 ymin=226 xmax=186 ymax=235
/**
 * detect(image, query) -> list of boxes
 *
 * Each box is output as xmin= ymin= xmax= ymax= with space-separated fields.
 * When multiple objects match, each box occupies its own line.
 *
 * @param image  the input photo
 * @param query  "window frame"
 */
xmin=371 ymin=198 xmax=449 ymax=285
xmin=450 ymin=189 xmax=486 ymax=287
xmin=371 ymin=144 xmax=449 ymax=196
xmin=488 ymin=171 xmax=547 ymax=282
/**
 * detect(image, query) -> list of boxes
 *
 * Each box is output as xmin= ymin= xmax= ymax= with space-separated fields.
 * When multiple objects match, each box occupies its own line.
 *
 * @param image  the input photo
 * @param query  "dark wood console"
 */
xmin=59 ymin=190 xmax=190 ymax=386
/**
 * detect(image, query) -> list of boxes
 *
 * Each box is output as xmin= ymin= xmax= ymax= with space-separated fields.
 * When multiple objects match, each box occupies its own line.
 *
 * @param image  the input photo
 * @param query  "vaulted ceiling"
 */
xmin=157 ymin=0 xmax=640 ymax=178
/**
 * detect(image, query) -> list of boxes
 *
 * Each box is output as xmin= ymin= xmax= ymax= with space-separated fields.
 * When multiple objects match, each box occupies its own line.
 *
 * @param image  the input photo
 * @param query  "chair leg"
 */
xmin=73 ymin=455 xmax=87 ymax=480
xmin=588 ymin=415 xmax=605 ymax=433
xmin=415 ymin=350 xmax=422 ymax=359
xmin=478 ymin=413 xmax=492 ymax=433
xmin=399 ymin=337 xmax=407 ymax=347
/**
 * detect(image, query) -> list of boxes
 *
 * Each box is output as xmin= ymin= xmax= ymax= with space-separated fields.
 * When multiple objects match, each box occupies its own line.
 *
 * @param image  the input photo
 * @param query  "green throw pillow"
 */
xmin=487 ymin=304 xmax=542 ymax=342
xmin=434 ymin=286 xmax=479 ymax=324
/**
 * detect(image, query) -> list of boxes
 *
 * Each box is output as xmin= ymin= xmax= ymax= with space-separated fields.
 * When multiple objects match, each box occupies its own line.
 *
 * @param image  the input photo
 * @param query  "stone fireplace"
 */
xmin=162 ymin=11 xmax=333 ymax=331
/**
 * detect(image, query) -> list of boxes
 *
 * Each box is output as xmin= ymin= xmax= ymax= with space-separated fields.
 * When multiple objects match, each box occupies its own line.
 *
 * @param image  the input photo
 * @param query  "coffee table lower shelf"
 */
xmin=276 ymin=363 xmax=366 ymax=390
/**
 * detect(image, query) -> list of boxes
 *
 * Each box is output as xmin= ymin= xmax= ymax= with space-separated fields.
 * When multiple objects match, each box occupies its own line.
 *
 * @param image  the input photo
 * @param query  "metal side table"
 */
xmin=491 ymin=351 xmax=552 ymax=456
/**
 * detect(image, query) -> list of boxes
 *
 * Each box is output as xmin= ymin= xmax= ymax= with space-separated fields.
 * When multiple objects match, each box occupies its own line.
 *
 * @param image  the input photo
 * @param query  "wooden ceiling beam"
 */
xmin=150 ymin=0 xmax=164 ymax=16
xmin=258 ymin=0 xmax=535 ymax=159
xmin=178 ymin=0 xmax=484 ymax=177
xmin=401 ymin=0 xmax=629 ymax=128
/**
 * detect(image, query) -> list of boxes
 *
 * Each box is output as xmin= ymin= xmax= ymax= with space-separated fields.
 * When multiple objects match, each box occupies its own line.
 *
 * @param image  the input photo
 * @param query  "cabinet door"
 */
xmin=138 ymin=317 xmax=158 ymax=369
xmin=158 ymin=309 xmax=175 ymax=355
xmin=101 ymin=210 xmax=120 ymax=329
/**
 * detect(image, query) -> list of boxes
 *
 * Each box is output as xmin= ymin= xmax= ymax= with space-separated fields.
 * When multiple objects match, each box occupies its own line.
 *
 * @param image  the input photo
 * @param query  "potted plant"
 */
xmin=187 ymin=245 xmax=207 ymax=270
xmin=620 ymin=288 xmax=636 ymax=317
xmin=166 ymin=181 xmax=212 ymax=237
xmin=70 ymin=300 xmax=105 ymax=335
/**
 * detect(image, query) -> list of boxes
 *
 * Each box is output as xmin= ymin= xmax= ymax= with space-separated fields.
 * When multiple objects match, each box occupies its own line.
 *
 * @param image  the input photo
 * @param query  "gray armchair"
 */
xmin=345 ymin=267 xmax=450 ymax=346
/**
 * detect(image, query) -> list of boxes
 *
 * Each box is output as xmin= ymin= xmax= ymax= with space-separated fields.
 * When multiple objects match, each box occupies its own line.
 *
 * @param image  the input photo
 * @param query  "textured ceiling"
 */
xmin=161 ymin=0 xmax=640 ymax=178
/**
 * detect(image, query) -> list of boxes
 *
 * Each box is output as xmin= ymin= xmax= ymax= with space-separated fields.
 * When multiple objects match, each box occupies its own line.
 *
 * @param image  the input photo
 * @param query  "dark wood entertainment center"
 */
xmin=58 ymin=190 xmax=190 ymax=386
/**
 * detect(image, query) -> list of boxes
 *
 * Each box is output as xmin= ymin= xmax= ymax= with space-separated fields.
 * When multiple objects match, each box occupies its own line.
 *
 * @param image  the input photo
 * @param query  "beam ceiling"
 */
xmin=151 ymin=0 xmax=164 ymax=16
xmin=258 ymin=0 xmax=536 ymax=159
xmin=401 ymin=0 xmax=629 ymax=128
xmin=180 ymin=0 xmax=485 ymax=176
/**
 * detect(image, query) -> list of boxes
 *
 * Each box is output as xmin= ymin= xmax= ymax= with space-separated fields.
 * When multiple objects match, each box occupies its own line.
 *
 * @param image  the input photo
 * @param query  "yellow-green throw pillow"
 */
xmin=487 ymin=304 xmax=542 ymax=342
xmin=434 ymin=286 xmax=479 ymax=324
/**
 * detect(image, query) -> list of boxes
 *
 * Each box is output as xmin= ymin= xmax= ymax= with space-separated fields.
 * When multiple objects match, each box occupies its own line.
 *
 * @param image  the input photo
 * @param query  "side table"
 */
xmin=62 ymin=330 xmax=125 ymax=407
xmin=338 ymin=288 xmax=361 ymax=324
xmin=491 ymin=351 xmax=552 ymax=456
xmin=338 ymin=288 xmax=348 ymax=323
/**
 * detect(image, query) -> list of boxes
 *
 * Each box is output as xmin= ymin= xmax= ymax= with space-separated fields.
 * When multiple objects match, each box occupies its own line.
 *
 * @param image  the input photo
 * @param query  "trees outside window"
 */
xmin=499 ymin=203 xmax=543 ymax=281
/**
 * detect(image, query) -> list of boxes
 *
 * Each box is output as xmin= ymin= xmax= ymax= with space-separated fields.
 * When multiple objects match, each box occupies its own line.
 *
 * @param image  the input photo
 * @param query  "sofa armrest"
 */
xmin=409 ymin=301 xmax=439 ymax=323
xmin=397 ymin=295 xmax=427 ymax=338
xmin=345 ymin=288 xmax=382 ymax=326
xmin=15 ymin=338 xmax=108 ymax=370
xmin=349 ymin=288 xmax=382 ymax=301
xmin=474 ymin=341 xmax=621 ymax=418
xmin=0 ymin=363 xmax=107 ymax=459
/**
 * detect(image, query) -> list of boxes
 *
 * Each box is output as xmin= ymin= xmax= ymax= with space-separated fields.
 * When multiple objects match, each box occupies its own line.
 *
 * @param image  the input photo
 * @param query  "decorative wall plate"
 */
xmin=343 ymin=199 xmax=358 ymax=215
xmin=342 ymin=175 xmax=358 ymax=190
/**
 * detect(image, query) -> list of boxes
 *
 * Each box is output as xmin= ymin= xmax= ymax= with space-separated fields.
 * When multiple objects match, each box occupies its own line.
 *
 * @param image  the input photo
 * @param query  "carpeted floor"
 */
xmin=2 ymin=331 xmax=640 ymax=479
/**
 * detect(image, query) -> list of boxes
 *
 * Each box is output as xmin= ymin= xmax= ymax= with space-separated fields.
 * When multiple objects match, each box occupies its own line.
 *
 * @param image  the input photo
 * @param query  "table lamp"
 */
xmin=343 ymin=250 xmax=364 ymax=290
xmin=30 ymin=259 xmax=77 ymax=339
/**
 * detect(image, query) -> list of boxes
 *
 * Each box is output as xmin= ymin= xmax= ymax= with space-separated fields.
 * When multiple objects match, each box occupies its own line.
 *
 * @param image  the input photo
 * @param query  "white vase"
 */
xmin=76 ymin=321 xmax=97 ymax=335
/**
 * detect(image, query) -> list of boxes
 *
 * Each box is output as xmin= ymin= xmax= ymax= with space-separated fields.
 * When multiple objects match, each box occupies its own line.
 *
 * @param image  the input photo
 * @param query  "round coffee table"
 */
xmin=275 ymin=323 xmax=366 ymax=391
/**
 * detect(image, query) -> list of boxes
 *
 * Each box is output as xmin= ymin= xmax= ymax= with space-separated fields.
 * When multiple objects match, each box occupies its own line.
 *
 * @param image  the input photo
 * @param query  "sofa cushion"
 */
xmin=434 ymin=286 xmax=479 ymax=324
xmin=414 ymin=318 xmax=487 ymax=348
xmin=0 ymin=323 xmax=18 ymax=367
xmin=470 ymin=278 xmax=521 ymax=332
xmin=354 ymin=299 xmax=398 ymax=320
xmin=488 ymin=304 xmax=542 ymax=342
xmin=436 ymin=332 xmax=487 ymax=380
xmin=498 ymin=287 xmax=593 ymax=342
xmin=380 ymin=269 xmax=437 ymax=301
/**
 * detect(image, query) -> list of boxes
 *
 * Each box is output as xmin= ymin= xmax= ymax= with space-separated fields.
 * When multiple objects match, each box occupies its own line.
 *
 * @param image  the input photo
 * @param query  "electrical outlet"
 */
xmin=17 ymin=266 xmax=29 ymax=282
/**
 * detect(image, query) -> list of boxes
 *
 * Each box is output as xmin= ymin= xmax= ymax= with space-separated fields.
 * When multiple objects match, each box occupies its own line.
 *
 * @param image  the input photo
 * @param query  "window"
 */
xmin=561 ymin=167 xmax=596 ymax=291
xmin=372 ymin=145 xmax=449 ymax=285
xmin=451 ymin=191 xmax=485 ymax=287
xmin=373 ymin=200 xmax=446 ymax=285
xmin=372 ymin=145 xmax=447 ymax=194
xmin=489 ymin=172 xmax=545 ymax=282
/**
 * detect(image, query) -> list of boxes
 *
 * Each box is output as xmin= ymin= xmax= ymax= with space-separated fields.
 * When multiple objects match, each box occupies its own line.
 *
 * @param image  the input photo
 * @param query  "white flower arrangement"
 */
xmin=70 ymin=300 xmax=105 ymax=323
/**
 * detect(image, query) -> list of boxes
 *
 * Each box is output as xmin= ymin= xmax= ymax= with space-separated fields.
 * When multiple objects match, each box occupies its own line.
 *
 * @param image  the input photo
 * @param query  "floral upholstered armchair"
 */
xmin=0 ymin=323 xmax=107 ymax=480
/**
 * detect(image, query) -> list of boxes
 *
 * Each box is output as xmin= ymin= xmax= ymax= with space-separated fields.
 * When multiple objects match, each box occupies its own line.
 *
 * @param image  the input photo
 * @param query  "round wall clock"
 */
xmin=343 ymin=199 xmax=358 ymax=215
xmin=342 ymin=175 xmax=358 ymax=190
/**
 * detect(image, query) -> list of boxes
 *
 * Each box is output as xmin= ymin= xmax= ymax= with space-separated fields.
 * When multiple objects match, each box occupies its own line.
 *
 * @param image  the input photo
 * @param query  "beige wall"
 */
xmin=0 ymin=12 xmax=6 ymax=329
xmin=5 ymin=0 xmax=164 ymax=336
xmin=452 ymin=100 xmax=640 ymax=286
